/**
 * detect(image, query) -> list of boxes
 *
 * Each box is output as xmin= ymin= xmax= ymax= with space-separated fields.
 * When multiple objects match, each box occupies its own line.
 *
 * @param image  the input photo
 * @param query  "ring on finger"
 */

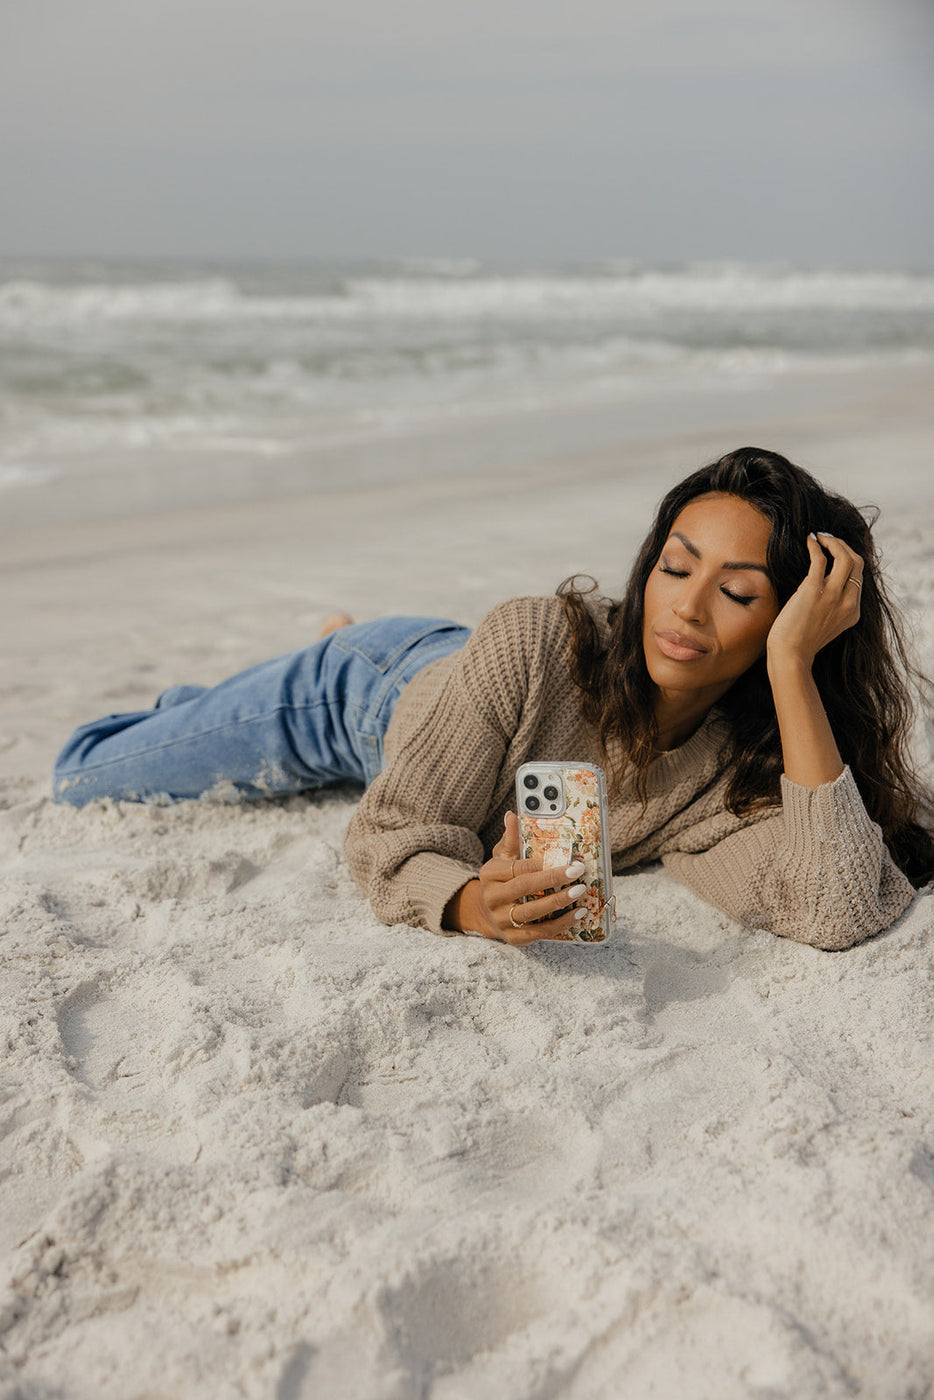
xmin=508 ymin=903 xmax=523 ymax=928
xmin=846 ymin=575 xmax=863 ymax=591
xmin=511 ymin=858 xmax=518 ymax=879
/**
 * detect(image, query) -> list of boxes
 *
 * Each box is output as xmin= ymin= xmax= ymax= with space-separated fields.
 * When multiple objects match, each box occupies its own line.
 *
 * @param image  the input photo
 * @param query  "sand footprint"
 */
xmin=115 ymin=850 xmax=261 ymax=903
xmin=301 ymin=1235 xmax=556 ymax=1399
xmin=57 ymin=980 xmax=164 ymax=1093
xmin=56 ymin=978 xmax=206 ymax=1164
xmin=641 ymin=949 xmax=731 ymax=1015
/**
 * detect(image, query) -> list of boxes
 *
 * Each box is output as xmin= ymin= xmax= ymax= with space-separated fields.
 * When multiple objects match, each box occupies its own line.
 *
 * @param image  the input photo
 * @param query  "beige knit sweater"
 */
xmin=344 ymin=595 xmax=916 ymax=950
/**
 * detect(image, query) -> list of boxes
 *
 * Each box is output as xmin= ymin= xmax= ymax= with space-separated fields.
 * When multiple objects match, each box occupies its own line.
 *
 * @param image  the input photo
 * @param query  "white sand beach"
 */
xmin=2 ymin=365 xmax=934 ymax=1398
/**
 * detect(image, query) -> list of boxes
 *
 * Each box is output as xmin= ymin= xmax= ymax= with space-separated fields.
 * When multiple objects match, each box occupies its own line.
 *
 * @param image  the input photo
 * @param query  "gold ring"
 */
xmin=846 ymin=576 xmax=863 ymax=591
xmin=508 ymin=904 xmax=523 ymax=928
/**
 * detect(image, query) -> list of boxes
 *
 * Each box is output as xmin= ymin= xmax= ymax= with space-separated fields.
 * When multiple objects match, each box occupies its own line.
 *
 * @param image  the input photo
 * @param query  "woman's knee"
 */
xmin=51 ymin=709 xmax=158 ymax=805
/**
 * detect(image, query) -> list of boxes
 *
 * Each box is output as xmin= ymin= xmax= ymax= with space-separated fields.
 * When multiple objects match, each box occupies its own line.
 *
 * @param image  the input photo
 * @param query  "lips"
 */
xmin=654 ymin=630 xmax=710 ymax=661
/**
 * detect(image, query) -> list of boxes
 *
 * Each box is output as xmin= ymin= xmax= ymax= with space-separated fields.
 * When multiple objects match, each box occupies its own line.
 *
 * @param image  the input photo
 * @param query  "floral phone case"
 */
xmin=515 ymin=761 xmax=614 ymax=943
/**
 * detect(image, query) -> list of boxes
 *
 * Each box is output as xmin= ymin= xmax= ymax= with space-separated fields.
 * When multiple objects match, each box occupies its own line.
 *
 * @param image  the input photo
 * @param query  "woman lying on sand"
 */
xmin=54 ymin=448 xmax=933 ymax=950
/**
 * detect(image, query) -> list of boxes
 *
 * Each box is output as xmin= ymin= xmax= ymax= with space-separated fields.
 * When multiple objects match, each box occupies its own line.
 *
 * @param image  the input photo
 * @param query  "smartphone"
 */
xmin=514 ymin=761 xmax=614 ymax=943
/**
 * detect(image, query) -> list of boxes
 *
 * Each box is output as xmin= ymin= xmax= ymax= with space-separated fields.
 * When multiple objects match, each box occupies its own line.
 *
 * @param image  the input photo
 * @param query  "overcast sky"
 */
xmin=3 ymin=0 xmax=932 ymax=266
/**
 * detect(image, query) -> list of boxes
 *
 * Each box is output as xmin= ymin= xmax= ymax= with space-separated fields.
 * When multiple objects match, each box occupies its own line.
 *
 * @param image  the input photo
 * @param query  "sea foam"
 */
xmin=1 ymin=258 xmax=932 ymax=497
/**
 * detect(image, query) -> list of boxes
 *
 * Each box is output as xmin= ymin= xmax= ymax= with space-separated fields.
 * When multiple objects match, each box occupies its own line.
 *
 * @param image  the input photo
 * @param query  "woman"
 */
xmin=54 ymin=448 xmax=933 ymax=951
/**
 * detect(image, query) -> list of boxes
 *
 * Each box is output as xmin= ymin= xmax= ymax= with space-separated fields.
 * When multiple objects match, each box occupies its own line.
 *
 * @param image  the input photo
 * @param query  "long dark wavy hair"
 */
xmin=560 ymin=447 xmax=934 ymax=886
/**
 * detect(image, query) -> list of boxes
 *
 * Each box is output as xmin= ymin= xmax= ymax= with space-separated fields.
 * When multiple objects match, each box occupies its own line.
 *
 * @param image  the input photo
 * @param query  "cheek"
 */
xmin=727 ymin=612 xmax=775 ymax=662
xmin=644 ymin=579 xmax=658 ymax=635
xmin=642 ymin=574 xmax=664 ymax=619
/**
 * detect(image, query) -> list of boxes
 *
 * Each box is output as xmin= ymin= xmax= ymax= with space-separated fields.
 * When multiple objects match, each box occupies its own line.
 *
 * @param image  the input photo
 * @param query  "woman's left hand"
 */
xmin=767 ymin=532 xmax=864 ymax=671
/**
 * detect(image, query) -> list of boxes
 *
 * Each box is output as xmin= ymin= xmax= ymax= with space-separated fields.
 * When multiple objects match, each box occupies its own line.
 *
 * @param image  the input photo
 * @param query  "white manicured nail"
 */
xmin=816 ymin=531 xmax=835 ymax=538
xmin=565 ymin=862 xmax=585 ymax=879
xmin=567 ymin=883 xmax=587 ymax=900
xmin=574 ymin=909 xmax=589 ymax=921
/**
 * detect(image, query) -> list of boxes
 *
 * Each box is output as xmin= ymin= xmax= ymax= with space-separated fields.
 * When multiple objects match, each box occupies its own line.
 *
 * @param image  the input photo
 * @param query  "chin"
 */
xmin=651 ymin=671 xmax=709 ymax=694
xmin=645 ymin=658 xmax=704 ymax=690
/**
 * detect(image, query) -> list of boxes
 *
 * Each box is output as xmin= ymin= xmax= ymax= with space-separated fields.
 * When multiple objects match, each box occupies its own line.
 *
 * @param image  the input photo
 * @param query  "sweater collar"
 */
xmin=645 ymin=705 xmax=728 ymax=788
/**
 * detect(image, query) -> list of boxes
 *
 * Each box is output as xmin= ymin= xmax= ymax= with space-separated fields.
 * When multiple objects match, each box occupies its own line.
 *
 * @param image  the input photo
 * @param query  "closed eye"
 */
xmin=722 ymin=590 xmax=756 ymax=606
xmin=659 ymin=565 xmax=757 ymax=607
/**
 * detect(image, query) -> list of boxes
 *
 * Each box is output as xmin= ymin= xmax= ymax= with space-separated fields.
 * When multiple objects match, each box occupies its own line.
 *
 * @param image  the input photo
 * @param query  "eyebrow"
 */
xmin=668 ymin=531 xmax=771 ymax=576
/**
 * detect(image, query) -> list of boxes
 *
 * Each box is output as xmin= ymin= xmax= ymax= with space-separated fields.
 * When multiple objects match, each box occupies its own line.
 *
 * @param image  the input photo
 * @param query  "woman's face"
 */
xmin=642 ymin=492 xmax=781 ymax=700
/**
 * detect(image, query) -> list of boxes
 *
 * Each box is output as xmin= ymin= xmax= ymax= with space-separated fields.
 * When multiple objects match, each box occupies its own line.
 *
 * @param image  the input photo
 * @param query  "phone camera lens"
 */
xmin=525 ymin=795 xmax=540 ymax=811
xmin=542 ymin=784 xmax=559 ymax=801
xmin=523 ymin=774 xmax=539 ymax=790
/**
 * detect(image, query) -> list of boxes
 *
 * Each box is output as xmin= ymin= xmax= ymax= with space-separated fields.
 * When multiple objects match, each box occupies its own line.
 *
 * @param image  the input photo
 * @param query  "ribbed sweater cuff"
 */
xmin=779 ymin=765 xmax=877 ymax=857
xmin=397 ymin=852 xmax=480 ymax=937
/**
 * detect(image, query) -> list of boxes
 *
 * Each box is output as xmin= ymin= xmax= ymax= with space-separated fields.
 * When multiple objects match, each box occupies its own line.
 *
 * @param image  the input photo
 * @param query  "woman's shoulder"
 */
xmin=480 ymin=593 xmax=563 ymax=620
xmin=473 ymin=594 xmax=562 ymax=639
xmin=479 ymin=591 xmax=613 ymax=638
xmin=472 ymin=594 xmax=590 ymax=668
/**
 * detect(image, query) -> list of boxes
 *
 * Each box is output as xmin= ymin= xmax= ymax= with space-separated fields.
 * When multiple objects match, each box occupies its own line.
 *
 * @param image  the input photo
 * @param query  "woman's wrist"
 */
xmin=766 ymin=641 xmax=813 ymax=682
xmin=443 ymin=878 xmax=486 ymax=935
xmin=767 ymin=647 xmax=844 ymax=788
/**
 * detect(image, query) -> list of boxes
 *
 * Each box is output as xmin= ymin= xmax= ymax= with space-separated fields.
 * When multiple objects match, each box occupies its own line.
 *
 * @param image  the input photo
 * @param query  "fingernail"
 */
xmin=565 ymin=862 xmax=585 ymax=879
xmin=816 ymin=531 xmax=834 ymax=538
xmin=574 ymin=909 xmax=589 ymax=921
xmin=808 ymin=531 xmax=817 ymax=540
xmin=567 ymin=883 xmax=587 ymax=899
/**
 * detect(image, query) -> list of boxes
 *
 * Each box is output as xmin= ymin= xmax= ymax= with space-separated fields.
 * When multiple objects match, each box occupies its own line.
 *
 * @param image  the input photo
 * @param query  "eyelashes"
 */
xmin=724 ymin=592 xmax=756 ymax=607
xmin=658 ymin=565 xmax=757 ymax=607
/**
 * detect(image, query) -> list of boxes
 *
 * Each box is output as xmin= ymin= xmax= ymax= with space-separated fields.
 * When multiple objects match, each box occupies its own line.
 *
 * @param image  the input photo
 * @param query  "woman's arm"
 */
xmin=661 ymin=778 xmax=916 ymax=949
xmin=343 ymin=596 xmax=588 ymax=941
xmin=766 ymin=531 xmax=862 ymax=788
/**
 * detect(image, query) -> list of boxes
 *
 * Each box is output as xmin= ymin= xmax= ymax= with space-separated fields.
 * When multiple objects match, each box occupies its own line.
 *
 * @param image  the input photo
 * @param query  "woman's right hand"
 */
xmin=446 ymin=812 xmax=590 ymax=944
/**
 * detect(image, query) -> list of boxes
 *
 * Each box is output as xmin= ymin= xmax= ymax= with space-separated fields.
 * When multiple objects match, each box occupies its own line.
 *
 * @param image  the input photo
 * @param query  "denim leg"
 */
xmin=329 ymin=618 xmax=472 ymax=785
xmin=53 ymin=617 xmax=469 ymax=807
xmin=155 ymin=685 xmax=209 ymax=709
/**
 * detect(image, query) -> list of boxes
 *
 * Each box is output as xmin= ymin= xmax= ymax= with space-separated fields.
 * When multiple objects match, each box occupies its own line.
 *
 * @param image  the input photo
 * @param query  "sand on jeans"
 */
xmin=1 ymin=365 xmax=933 ymax=1399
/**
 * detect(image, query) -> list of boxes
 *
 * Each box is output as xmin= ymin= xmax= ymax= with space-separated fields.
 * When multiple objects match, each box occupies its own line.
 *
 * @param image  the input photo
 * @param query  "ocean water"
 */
xmin=2 ymin=257 xmax=933 ymax=504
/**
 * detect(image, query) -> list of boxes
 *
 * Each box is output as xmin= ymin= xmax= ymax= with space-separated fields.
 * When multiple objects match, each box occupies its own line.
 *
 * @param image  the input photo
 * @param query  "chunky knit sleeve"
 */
xmin=661 ymin=766 xmax=916 ymax=950
xmin=343 ymin=598 xmax=552 ymax=935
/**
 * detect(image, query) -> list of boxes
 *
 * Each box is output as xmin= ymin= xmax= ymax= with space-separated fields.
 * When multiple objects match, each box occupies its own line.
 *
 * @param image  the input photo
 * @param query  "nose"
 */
xmin=672 ymin=578 xmax=708 ymax=625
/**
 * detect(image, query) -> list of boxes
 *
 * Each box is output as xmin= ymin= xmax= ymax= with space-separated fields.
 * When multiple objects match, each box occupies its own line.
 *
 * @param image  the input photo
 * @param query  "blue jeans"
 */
xmin=53 ymin=617 xmax=470 ymax=806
